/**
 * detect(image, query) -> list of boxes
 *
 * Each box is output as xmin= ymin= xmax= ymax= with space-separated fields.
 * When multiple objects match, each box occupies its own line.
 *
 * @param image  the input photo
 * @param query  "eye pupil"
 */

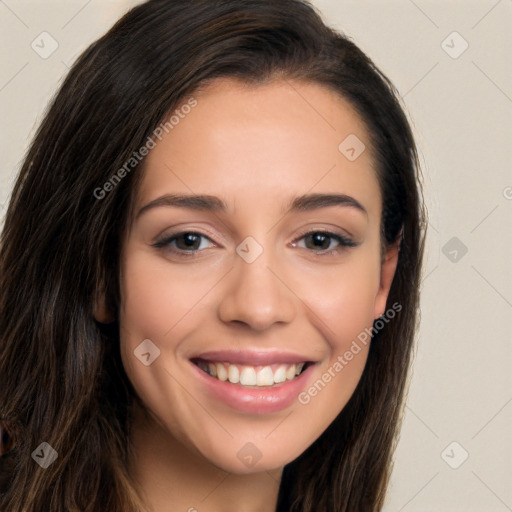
xmin=178 ymin=233 xmax=200 ymax=250
xmin=307 ymin=233 xmax=330 ymax=250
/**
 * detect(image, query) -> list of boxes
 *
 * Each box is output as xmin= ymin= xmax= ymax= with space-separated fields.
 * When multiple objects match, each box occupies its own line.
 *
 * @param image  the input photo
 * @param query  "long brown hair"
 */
xmin=0 ymin=1 xmax=426 ymax=510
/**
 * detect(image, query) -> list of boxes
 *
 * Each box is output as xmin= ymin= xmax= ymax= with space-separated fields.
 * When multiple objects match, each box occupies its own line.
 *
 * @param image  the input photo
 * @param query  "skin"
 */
xmin=96 ymin=78 xmax=399 ymax=512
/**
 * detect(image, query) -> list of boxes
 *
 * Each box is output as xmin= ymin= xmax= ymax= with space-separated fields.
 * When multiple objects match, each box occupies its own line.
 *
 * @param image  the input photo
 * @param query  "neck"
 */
xmin=128 ymin=403 xmax=282 ymax=512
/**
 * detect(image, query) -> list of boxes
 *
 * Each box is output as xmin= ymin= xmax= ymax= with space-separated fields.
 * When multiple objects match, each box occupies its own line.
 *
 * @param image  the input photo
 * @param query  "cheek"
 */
xmin=305 ymin=248 xmax=382 ymax=345
xmin=118 ymin=247 xmax=223 ymax=432
xmin=119 ymin=247 xmax=216 ymax=341
xmin=293 ymin=250 xmax=380 ymax=422
xmin=118 ymin=255 xmax=198 ymax=448
xmin=296 ymin=290 xmax=374 ymax=436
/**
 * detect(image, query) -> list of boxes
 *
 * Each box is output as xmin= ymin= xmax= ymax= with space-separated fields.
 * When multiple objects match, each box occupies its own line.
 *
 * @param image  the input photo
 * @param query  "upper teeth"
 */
xmin=197 ymin=361 xmax=306 ymax=387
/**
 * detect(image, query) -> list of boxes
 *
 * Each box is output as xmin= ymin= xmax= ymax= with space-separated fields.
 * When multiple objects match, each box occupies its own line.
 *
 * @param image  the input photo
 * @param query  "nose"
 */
xmin=217 ymin=247 xmax=296 ymax=332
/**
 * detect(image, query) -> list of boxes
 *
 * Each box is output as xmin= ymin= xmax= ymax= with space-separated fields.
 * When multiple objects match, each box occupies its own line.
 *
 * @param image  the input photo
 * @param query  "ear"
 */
xmin=373 ymin=234 xmax=401 ymax=319
xmin=93 ymin=289 xmax=115 ymax=324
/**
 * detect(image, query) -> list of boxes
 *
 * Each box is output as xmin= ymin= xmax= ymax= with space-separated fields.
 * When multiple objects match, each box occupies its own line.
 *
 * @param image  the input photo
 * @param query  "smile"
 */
xmin=193 ymin=359 xmax=309 ymax=387
xmin=188 ymin=349 xmax=317 ymax=413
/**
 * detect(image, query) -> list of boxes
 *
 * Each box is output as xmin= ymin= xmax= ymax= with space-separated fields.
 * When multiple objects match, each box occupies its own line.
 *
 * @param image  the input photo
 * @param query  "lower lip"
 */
xmin=190 ymin=361 xmax=315 ymax=414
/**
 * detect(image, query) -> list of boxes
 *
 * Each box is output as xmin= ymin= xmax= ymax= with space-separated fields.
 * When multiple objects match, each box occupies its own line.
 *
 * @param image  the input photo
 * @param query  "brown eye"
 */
xmin=294 ymin=230 xmax=357 ymax=253
xmin=153 ymin=231 xmax=214 ymax=254
xmin=304 ymin=232 xmax=334 ymax=250
xmin=173 ymin=233 xmax=203 ymax=251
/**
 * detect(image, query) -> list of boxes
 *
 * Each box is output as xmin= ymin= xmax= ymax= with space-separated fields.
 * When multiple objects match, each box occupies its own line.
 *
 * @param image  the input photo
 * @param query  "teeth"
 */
xmin=240 ymin=367 xmax=257 ymax=386
xmin=228 ymin=364 xmax=240 ymax=384
xmin=256 ymin=366 xmax=274 ymax=386
xmin=216 ymin=363 xmax=228 ymax=381
xmin=273 ymin=365 xmax=287 ymax=384
xmin=197 ymin=360 xmax=308 ymax=387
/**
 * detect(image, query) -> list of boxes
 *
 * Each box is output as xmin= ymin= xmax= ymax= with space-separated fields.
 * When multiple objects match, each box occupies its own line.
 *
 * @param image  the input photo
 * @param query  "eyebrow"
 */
xmin=136 ymin=192 xmax=368 ymax=218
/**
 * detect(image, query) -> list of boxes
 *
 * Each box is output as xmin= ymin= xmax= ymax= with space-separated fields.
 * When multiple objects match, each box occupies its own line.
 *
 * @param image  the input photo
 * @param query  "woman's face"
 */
xmin=115 ymin=78 xmax=398 ymax=473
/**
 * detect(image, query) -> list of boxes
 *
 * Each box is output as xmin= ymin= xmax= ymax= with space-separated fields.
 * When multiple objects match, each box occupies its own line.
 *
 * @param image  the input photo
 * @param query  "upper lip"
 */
xmin=191 ymin=349 xmax=315 ymax=366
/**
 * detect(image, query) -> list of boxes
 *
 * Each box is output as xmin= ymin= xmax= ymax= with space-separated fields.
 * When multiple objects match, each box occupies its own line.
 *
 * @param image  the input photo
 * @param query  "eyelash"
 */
xmin=152 ymin=229 xmax=358 ymax=258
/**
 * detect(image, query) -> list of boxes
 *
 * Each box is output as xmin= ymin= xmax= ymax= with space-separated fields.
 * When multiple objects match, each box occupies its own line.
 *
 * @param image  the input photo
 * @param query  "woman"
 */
xmin=0 ymin=0 xmax=426 ymax=510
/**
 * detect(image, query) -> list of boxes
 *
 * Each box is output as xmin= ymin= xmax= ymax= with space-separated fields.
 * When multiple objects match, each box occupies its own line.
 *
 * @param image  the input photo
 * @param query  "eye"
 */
xmin=153 ymin=231 xmax=215 ymax=255
xmin=292 ymin=230 xmax=358 ymax=255
xmin=152 ymin=229 xmax=358 ymax=258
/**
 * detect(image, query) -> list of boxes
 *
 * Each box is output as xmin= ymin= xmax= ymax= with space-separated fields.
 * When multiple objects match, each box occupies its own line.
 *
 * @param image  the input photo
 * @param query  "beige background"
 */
xmin=1 ymin=1 xmax=511 ymax=510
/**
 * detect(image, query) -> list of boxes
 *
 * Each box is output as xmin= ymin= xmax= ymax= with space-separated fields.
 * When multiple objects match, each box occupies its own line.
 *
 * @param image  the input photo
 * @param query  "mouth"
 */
xmin=191 ymin=358 xmax=312 ymax=388
xmin=188 ymin=349 xmax=318 ymax=413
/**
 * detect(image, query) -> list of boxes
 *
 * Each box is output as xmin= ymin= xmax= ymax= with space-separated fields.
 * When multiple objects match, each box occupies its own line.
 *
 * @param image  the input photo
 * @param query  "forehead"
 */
xmin=136 ymin=77 xmax=381 ymax=218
